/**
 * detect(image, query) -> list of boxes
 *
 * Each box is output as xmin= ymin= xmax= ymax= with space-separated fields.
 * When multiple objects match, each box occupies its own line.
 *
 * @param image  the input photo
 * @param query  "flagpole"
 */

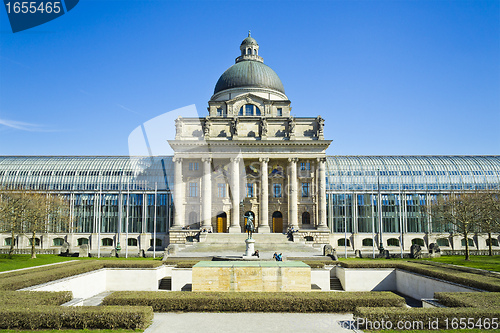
xmin=153 ymin=182 xmax=157 ymax=259
xmin=125 ymin=180 xmax=129 ymax=258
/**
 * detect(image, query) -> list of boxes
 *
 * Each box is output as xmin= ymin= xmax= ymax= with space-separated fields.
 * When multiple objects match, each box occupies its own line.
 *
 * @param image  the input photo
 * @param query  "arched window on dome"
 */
xmin=239 ymin=104 xmax=261 ymax=116
xmin=247 ymin=48 xmax=251 ymax=55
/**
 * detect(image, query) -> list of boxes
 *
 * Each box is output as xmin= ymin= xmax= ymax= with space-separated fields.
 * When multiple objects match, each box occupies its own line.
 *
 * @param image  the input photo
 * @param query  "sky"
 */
xmin=0 ymin=0 xmax=499 ymax=156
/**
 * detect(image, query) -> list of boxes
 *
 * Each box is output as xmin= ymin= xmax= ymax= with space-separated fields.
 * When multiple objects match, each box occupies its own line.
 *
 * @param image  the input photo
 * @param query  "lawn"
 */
xmin=423 ymin=255 xmax=500 ymax=272
xmin=0 ymin=254 xmax=161 ymax=272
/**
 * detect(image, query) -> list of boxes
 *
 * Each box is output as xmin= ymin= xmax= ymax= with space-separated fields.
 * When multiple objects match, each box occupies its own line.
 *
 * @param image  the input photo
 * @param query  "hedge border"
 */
xmin=102 ymin=291 xmax=406 ymax=313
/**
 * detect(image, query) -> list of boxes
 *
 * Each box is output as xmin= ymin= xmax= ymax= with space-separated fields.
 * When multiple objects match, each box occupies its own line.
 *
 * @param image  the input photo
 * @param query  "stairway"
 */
xmin=330 ymin=277 xmax=343 ymax=291
xmin=158 ymin=277 xmax=172 ymax=290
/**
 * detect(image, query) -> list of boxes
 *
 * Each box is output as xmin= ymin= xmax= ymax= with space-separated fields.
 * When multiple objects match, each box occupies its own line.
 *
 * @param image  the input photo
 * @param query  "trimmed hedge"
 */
xmin=0 ymin=306 xmax=153 ymax=330
xmin=354 ymin=307 xmax=500 ymax=330
xmin=0 ymin=260 xmax=163 ymax=291
xmin=0 ymin=291 xmax=72 ymax=306
xmin=338 ymin=261 xmax=500 ymax=292
xmin=102 ymin=291 xmax=406 ymax=313
xmin=435 ymin=292 xmax=500 ymax=308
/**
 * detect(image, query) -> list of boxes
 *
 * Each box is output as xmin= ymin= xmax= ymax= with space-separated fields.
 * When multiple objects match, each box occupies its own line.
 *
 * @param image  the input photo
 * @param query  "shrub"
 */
xmin=435 ymin=292 xmax=500 ymax=308
xmin=102 ymin=291 xmax=406 ymax=313
xmin=354 ymin=307 xmax=500 ymax=330
xmin=338 ymin=261 xmax=500 ymax=292
xmin=0 ymin=260 xmax=164 ymax=290
xmin=0 ymin=306 xmax=153 ymax=330
xmin=0 ymin=291 xmax=72 ymax=306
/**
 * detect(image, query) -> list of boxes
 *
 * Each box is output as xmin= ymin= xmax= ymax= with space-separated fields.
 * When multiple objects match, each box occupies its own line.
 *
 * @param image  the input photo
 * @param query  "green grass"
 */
xmin=423 ymin=255 xmax=500 ymax=272
xmin=0 ymin=254 xmax=77 ymax=272
xmin=0 ymin=254 xmax=161 ymax=272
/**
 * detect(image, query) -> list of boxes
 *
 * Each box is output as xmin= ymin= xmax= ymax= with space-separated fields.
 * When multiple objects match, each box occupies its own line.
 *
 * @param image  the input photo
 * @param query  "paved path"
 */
xmin=145 ymin=313 xmax=359 ymax=333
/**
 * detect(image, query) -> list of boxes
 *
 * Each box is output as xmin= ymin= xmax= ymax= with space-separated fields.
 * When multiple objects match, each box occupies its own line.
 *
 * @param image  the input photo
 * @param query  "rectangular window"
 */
xmin=189 ymin=182 xmax=199 ymax=197
xmin=277 ymin=108 xmax=283 ymax=116
xmin=217 ymin=183 xmax=226 ymax=198
xmin=300 ymin=162 xmax=311 ymax=171
xmin=245 ymin=104 xmax=253 ymax=116
xmin=273 ymin=183 xmax=282 ymax=198
xmin=188 ymin=162 xmax=199 ymax=171
xmin=302 ymin=183 xmax=310 ymax=197
xmin=217 ymin=108 xmax=223 ymax=116
xmin=246 ymin=183 xmax=254 ymax=197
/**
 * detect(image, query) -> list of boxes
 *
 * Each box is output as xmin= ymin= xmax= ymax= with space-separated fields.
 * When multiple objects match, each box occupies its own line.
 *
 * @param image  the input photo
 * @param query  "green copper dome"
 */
xmin=214 ymin=60 xmax=285 ymax=95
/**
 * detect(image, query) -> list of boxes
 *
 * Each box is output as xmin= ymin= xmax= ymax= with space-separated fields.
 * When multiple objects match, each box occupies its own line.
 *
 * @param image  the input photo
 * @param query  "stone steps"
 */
xmin=203 ymin=233 xmax=292 ymax=244
xmin=159 ymin=277 xmax=172 ymax=290
xmin=330 ymin=277 xmax=343 ymax=291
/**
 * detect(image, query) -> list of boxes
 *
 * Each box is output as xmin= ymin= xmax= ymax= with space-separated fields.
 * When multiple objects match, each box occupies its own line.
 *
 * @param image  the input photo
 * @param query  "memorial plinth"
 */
xmin=192 ymin=261 xmax=311 ymax=292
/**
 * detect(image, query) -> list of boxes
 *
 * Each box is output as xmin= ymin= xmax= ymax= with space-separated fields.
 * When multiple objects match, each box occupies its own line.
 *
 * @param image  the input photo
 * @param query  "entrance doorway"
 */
xmin=272 ymin=211 xmax=283 ymax=233
xmin=217 ymin=212 xmax=227 ymax=233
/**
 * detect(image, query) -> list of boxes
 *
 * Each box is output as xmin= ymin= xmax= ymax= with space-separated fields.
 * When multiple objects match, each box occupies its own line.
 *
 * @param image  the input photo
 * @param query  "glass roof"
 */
xmin=326 ymin=156 xmax=500 ymax=191
xmin=0 ymin=156 xmax=173 ymax=191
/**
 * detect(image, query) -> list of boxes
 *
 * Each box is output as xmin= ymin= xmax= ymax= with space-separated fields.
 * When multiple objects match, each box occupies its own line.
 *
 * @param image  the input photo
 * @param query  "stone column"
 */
xmin=258 ymin=157 xmax=270 ymax=233
xmin=229 ymin=157 xmax=241 ymax=233
xmin=201 ymin=157 xmax=212 ymax=230
xmin=317 ymin=157 xmax=328 ymax=230
xmin=288 ymin=157 xmax=299 ymax=229
xmin=172 ymin=157 xmax=184 ymax=229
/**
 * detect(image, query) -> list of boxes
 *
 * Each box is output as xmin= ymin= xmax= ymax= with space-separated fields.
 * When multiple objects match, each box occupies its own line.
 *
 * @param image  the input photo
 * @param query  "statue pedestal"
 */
xmin=244 ymin=238 xmax=255 ymax=257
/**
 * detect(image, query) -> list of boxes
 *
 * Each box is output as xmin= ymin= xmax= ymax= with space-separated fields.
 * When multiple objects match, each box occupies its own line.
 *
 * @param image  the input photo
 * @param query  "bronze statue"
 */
xmin=245 ymin=214 xmax=255 ymax=239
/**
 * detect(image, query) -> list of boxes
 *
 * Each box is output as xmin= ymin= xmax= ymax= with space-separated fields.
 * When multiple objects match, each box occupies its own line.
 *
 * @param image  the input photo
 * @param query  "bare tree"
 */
xmin=431 ymin=191 xmax=483 ymax=261
xmin=0 ymin=189 xmax=30 ymax=256
xmin=23 ymin=192 xmax=70 ymax=259
xmin=477 ymin=190 xmax=500 ymax=256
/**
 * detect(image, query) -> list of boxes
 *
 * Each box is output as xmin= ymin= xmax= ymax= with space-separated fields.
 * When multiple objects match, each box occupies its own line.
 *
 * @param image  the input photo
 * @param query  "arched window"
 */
xmin=436 ymin=238 xmax=450 ymax=247
xmin=461 ymin=238 xmax=475 ymax=247
xmin=411 ymin=238 xmax=425 ymax=247
xmin=4 ymin=238 xmax=15 ymax=246
xmin=486 ymin=238 xmax=499 ymax=247
xmin=77 ymin=238 xmax=89 ymax=246
xmin=247 ymin=48 xmax=251 ymax=55
xmin=127 ymin=238 xmax=138 ymax=246
xmin=102 ymin=238 xmax=113 ymax=246
xmin=53 ymin=238 xmax=65 ymax=246
xmin=29 ymin=238 xmax=40 ymax=246
xmin=150 ymin=238 xmax=162 ymax=247
xmin=387 ymin=238 xmax=399 ymax=246
xmin=338 ymin=238 xmax=350 ymax=247
xmin=302 ymin=212 xmax=310 ymax=224
xmin=362 ymin=238 xmax=373 ymax=247
xmin=239 ymin=104 xmax=261 ymax=116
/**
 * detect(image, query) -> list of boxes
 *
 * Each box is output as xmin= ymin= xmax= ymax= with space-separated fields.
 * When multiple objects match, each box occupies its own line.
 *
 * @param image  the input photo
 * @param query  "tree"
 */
xmin=0 ymin=189 xmax=29 ymax=256
xmin=431 ymin=191 xmax=483 ymax=261
xmin=477 ymin=190 xmax=500 ymax=256
xmin=23 ymin=192 xmax=70 ymax=259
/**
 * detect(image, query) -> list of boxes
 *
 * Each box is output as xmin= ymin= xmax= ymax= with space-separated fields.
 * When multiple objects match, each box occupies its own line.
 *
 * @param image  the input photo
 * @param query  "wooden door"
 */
xmin=217 ymin=216 xmax=227 ymax=233
xmin=273 ymin=217 xmax=283 ymax=233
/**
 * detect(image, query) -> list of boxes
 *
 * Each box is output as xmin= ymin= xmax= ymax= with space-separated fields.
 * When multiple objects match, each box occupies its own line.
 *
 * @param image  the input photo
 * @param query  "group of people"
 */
xmin=273 ymin=252 xmax=283 ymax=261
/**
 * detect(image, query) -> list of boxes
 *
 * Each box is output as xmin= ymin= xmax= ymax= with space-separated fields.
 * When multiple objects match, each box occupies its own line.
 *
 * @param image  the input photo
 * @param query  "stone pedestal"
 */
xmin=244 ymin=238 xmax=255 ymax=257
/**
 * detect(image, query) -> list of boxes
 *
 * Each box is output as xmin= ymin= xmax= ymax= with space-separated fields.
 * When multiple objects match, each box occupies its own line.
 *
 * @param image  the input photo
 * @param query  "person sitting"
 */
xmin=252 ymin=250 xmax=259 ymax=258
xmin=273 ymin=252 xmax=278 ymax=261
xmin=277 ymin=253 xmax=283 ymax=261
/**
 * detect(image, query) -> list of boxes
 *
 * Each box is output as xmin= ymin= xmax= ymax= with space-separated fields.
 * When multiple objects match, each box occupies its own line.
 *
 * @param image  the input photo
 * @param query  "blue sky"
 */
xmin=0 ymin=0 xmax=499 ymax=156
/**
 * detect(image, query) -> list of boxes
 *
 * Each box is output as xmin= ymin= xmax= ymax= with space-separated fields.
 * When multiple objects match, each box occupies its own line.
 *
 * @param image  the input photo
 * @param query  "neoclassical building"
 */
xmin=169 ymin=33 xmax=330 ymax=241
xmin=1 ymin=34 xmax=499 ymax=255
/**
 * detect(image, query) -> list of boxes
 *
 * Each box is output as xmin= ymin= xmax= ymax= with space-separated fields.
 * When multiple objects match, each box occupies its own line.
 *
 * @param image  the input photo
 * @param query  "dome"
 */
xmin=214 ymin=61 xmax=285 ymax=95
xmin=241 ymin=36 xmax=257 ymax=46
xmin=213 ymin=33 xmax=285 ymax=95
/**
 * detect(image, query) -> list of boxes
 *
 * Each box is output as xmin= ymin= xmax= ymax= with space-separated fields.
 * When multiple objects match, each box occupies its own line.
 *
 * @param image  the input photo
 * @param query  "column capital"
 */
xmin=201 ymin=157 xmax=212 ymax=163
xmin=288 ymin=157 xmax=299 ymax=163
xmin=172 ymin=157 xmax=183 ymax=163
xmin=259 ymin=157 xmax=269 ymax=163
xmin=316 ymin=157 xmax=327 ymax=163
xmin=230 ymin=157 xmax=241 ymax=163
